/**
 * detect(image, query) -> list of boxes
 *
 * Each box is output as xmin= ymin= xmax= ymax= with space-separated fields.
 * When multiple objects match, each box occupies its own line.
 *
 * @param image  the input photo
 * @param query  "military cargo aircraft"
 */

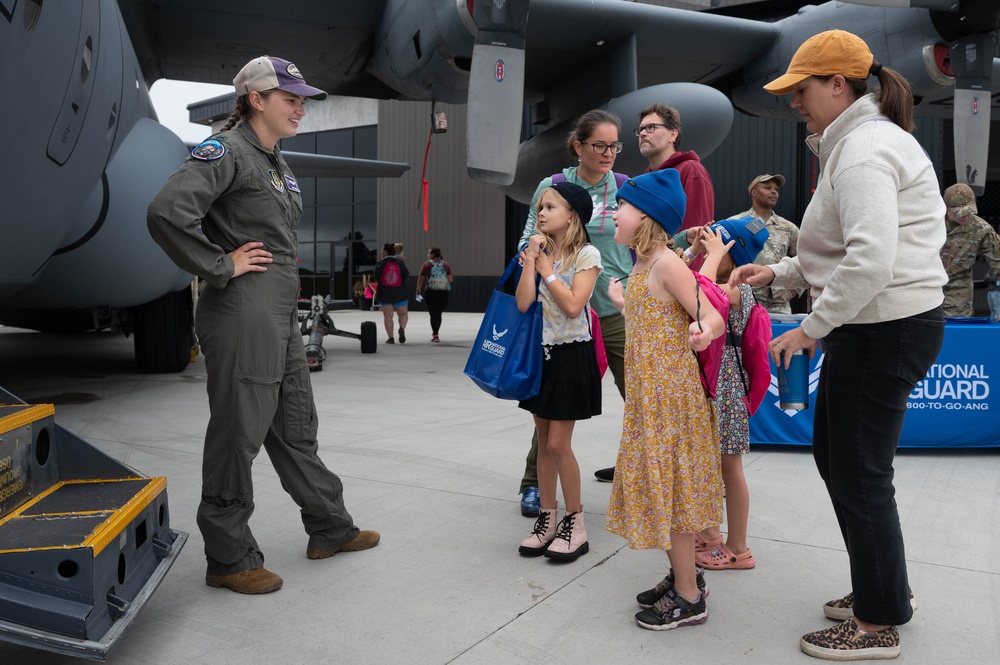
xmin=1 ymin=0 xmax=998 ymax=374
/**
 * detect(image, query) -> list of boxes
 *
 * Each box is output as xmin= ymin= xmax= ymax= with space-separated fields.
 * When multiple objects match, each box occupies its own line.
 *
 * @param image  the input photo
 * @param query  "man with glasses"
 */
xmin=635 ymin=104 xmax=715 ymax=233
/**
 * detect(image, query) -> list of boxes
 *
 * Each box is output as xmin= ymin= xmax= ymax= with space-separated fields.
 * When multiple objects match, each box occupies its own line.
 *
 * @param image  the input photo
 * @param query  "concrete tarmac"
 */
xmin=0 ymin=310 xmax=997 ymax=664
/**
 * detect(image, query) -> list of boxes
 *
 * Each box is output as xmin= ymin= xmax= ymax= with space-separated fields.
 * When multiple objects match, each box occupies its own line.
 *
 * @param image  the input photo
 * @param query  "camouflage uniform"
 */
xmin=727 ymin=208 xmax=800 ymax=314
xmin=940 ymin=214 xmax=1000 ymax=316
xmin=940 ymin=183 xmax=1000 ymax=317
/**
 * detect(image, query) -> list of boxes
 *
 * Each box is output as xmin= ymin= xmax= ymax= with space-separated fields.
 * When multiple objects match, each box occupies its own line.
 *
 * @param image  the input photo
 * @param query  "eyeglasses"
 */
xmin=580 ymin=141 xmax=623 ymax=154
xmin=634 ymin=123 xmax=669 ymax=136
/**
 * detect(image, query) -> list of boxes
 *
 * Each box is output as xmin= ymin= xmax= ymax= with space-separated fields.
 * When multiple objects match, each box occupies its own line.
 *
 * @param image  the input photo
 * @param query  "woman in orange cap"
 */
xmin=730 ymin=30 xmax=947 ymax=660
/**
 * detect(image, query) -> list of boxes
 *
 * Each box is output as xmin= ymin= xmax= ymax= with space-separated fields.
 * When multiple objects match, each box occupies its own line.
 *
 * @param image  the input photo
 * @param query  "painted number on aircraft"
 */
xmin=495 ymin=59 xmax=505 ymax=83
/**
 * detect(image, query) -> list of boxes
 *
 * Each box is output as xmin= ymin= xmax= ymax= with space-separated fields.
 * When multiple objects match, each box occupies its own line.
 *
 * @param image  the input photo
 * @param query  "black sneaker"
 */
xmin=636 ymin=567 xmax=708 ymax=608
xmin=398 ymin=328 xmax=406 ymax=343
xmin=635 ymin=587 xmax=708 ymax=631
xmin=386 ymin=338 xmax=394 ymax=344
xmin=594 ymin=467 xmax=614 ymax=482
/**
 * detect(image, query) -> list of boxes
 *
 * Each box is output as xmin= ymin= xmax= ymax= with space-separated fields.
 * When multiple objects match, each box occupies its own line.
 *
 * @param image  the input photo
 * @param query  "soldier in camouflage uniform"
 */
xmin=726 ymin=174 xmax=801 ymax=314
xmin=939 ymin=183 xmax=1000 ymax=317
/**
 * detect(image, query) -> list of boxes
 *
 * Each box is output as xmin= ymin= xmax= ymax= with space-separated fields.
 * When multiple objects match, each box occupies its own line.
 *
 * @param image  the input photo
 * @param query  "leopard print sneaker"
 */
xmin=800 ymin=618 xmax=900 ymax=660
xmin=823 ymin=589 xmax=918 ymax=621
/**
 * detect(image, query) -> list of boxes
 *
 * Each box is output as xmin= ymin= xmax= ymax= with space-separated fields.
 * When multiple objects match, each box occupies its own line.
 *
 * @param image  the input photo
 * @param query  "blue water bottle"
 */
xmin=778 ymin=350 xmax=809 ymax=410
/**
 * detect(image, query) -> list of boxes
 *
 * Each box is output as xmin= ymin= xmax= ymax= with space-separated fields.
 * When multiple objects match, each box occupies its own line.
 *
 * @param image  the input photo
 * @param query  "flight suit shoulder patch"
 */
xmin=191 ymin=139 xmax=227 ymax=161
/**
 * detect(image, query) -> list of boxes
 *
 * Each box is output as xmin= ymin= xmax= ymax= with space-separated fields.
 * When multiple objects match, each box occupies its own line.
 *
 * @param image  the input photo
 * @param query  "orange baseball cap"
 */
xmin=764 ymin=30 xmax=874 ymax=95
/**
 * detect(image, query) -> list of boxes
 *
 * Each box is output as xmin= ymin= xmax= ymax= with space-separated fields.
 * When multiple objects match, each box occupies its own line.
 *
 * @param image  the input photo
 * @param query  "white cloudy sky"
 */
xmin=148 ymin=79 xmax=232 ymax=142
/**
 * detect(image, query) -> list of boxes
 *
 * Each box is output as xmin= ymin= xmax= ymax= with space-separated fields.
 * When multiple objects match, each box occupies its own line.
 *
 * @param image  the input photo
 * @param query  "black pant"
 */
xmin=812 ymin=307 xmax=943 ymax=625
xmin=424 ymin=289 xmax=449 ymax=334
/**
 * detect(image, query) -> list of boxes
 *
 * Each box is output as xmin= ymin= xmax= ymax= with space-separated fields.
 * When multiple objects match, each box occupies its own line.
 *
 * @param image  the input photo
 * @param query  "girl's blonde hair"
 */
xmin=535 ymin=188 xmax=589 ymax=271
xmin=630 ymin=213 xmax=670 ymax=260
xmin=715 ymin=254 xmax=735 ymax=284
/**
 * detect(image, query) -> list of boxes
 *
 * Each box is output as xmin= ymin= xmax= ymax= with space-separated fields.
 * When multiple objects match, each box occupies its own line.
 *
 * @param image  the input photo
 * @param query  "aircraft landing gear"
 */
xmin=131 ymin=287 xmax=194 ymax=373
xmin=299 ymin=295 xmax=377 ymax=371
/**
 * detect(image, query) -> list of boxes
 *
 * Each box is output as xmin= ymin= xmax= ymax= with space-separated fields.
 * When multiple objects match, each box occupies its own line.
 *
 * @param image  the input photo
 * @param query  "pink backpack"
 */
xmin=690 ymin=272 xmax=730 ymax=400
xmin=729 ymin=296 xmax=772 ymax=415
xmin=380 ymin=259 xmax=402 ymax=288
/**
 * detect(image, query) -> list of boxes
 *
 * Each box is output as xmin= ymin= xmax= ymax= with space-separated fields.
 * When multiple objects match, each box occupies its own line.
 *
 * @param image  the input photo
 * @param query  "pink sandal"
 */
xmin=696 ymin=543 xmax=756 ymax=570
xmin=694 ymin=533 xmax=723 ymax=553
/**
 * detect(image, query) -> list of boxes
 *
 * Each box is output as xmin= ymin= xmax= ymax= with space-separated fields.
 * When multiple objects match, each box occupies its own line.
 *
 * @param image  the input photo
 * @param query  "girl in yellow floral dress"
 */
xmin=605 ymin=169 xmax=725 ymax=631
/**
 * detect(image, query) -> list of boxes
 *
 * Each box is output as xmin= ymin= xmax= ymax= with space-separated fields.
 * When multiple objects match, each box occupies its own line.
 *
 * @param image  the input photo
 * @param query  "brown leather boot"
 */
xmin=306 ymin=530 xmax=381 ymax=559
xmin=205 ymin=567 xmax=283 ymax=594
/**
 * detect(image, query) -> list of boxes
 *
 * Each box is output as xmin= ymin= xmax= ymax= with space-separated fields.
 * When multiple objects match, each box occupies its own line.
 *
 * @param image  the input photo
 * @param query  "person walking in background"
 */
xmin=514 ymin=110 xmax=633 ymax=517
xmin=688 ymin=220 xmax=768 ymax=571
xmin=939 ymin=183 xmax=1000 ymax=317
xmin=516 ymin=182 xmax=603 ymax=563
xmin=605 ymin=169 xmax=726 ymax=632
xmin=374 ymin=242 xmax=409 ymax=344
xmin=146 ymin=55 xmax=379 ymax=596
xmin=732 ymin=29 xmax=947 ymax=659
xmin=415 ymin=247 xmax=453 ymax=342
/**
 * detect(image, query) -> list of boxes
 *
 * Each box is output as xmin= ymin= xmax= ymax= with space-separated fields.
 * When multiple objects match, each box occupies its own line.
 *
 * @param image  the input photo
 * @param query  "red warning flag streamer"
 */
xmin=419 ymin=127 xmax=434 ymax=231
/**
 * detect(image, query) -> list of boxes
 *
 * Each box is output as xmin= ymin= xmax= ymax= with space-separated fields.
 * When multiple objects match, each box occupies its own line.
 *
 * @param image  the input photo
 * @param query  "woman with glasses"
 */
xmin=515 ymin=109 xmax=634 ymax=518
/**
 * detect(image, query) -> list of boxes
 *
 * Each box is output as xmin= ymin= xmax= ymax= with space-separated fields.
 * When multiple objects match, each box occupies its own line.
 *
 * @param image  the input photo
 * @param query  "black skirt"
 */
xmin=518 ymin=340 xmax=602 ymax=421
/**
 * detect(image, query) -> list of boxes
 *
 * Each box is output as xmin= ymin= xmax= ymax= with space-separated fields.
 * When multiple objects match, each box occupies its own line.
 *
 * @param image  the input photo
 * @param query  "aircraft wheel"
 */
xmin=360 ymin=321 xmax=377 ymax=353
xmin=132 ymin=287 xmax=194 ymax=373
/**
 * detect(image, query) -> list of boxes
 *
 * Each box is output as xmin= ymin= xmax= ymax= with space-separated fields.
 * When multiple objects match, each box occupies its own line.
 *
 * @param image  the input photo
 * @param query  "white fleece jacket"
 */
xmin=770 ymin=94 xmax=947 ymax=339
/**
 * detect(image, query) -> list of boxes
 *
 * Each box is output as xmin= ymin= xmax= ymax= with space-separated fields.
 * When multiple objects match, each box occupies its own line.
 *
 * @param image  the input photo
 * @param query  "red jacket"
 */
xmin=648 ymin=151 xmax=715 ymax=232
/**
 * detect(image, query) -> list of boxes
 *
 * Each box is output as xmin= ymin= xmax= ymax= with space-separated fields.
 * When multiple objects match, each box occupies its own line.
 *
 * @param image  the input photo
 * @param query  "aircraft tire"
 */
xmin=360 ymin=321 xmax=377 ymax=354
xmin=132 ymin=287 xmax=194 ymax=373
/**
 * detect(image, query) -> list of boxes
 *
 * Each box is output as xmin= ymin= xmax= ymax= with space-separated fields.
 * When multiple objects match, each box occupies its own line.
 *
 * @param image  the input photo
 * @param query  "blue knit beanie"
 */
xmin=710 ymin=216 xmax=769 ymax=267
xmin=615 ymin=169 xmax=687 ymax=236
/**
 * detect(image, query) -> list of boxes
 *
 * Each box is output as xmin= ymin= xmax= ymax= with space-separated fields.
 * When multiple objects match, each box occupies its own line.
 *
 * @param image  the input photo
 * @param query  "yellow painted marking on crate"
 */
xmin=0 ymin=481 xmax=66 ymax=529
xmin=0 ymin=477 xmax=163 ymax=554
xmin=85 ymin=477 xmax=167 ymax=556
xmin=0 ymin=404 xmax=54 ymax=431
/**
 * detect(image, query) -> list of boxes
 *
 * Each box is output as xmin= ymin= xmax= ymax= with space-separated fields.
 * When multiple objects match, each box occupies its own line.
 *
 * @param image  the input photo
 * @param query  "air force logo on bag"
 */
xmin=483 ymin=324 xmax=509 ymax=357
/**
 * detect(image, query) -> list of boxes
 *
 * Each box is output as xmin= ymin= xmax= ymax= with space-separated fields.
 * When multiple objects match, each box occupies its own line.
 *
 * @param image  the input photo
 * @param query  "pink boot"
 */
xmin=545 ymin=509 xmax=589 ymax=562
xmin=519 ymin=505 xmax=558 ymax=557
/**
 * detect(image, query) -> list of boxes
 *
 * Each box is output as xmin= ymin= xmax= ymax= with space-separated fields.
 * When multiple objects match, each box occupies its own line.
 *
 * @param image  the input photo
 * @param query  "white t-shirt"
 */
xmin=538 ymin=244 xmax=603 ymax=345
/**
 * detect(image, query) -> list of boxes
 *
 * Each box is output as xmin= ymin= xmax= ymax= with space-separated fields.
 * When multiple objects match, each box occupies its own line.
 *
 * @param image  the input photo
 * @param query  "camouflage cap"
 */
xmin=943 ymin=183 xmax=977 ymax=218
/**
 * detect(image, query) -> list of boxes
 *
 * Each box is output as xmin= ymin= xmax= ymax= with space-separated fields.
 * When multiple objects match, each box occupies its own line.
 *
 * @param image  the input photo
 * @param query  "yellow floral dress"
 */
xmin=606 ymin=266 xmax=723 ymax=550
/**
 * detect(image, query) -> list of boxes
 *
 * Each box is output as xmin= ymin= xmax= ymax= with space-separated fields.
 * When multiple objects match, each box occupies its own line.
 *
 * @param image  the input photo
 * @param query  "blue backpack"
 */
xmin=428 ymin=261 xmax=450 ymax=290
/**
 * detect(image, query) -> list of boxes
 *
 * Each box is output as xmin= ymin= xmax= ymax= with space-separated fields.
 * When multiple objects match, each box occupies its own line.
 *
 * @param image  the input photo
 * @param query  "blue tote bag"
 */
xmin=464 ymin=254 xmax=542 ymax=400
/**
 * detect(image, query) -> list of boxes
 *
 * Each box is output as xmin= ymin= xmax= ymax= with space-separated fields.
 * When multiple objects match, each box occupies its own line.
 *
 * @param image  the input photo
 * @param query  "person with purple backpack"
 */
xmin=514 ymin=110 xmax=634 ymax=518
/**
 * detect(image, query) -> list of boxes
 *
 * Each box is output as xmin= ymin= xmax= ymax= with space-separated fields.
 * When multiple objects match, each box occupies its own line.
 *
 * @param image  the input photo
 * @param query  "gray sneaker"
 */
xmin=636 ymin=567 xmax=708 ymax=608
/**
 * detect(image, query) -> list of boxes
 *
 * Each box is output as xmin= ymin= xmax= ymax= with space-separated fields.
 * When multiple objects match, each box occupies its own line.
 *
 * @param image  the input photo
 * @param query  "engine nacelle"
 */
xmin=367 ymin=0 xmax=476 ymax=103
xmin=3 ymin=118 xmax=192 ymax=309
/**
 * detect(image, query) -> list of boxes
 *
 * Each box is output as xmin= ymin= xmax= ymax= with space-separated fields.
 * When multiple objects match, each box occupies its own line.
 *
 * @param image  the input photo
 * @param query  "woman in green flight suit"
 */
xmin=147 ymin=56 xmax=379 ymax=595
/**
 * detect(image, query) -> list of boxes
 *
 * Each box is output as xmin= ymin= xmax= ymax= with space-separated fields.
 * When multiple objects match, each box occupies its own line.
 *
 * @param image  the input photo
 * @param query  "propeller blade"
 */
xmin=950 ymin=32 xmax=995 ymax=195
xmin=465 ymin=0 xmax=529 ymax=186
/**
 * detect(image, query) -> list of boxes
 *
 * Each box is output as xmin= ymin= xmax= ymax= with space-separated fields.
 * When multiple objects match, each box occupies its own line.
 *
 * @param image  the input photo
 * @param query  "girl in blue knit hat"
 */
xmin=515 ymin=181 xmax=603 ymax=563
xmin=688 ymin=218 xmax=768 ymax=572
xmin=604 ymin=169 xmax=726 ymax=631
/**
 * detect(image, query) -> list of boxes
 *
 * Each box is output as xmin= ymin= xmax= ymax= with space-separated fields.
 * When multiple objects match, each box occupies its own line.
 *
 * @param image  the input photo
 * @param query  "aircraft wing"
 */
xmin=183 ymin=145 xmax=411 ymax=179
xmin=118 ymin=0 xmax=397 ymax=98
